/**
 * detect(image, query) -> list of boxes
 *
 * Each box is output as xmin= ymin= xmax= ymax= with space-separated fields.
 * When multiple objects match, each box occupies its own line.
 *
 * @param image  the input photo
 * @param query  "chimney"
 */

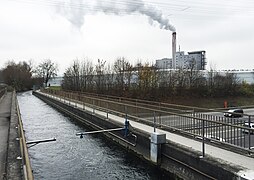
xmin=172 ymin=32 xmax=176 ymax=69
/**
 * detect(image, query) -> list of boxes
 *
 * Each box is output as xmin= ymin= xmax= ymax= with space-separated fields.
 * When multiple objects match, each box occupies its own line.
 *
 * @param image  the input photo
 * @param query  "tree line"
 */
xmin=0 ymin=59 xmax=58 ymax=91
xmin=1 ymin=57 xmax=253 ymax=98
xmin=62 ymin=58 xmax=254 ymax=100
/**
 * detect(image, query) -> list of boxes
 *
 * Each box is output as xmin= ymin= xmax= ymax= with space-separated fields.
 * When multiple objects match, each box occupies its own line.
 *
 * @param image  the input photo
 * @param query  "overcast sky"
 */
xmin=0 ymin=0 xmax=254 ymax=75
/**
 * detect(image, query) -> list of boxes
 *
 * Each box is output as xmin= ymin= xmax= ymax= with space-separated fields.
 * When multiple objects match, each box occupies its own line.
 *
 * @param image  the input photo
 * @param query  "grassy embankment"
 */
xmin=165 ymin=96 xmax=254 ymax=109
xmin=47 ymin=86 xmax=254 ymax=109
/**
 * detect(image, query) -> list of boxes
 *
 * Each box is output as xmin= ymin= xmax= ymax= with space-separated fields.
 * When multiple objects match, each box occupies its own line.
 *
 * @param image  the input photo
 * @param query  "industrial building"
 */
xmin=156 ymin=50 xmax=206 ymax=70
xmin=156 ymin=32 xmax=207 ymax=70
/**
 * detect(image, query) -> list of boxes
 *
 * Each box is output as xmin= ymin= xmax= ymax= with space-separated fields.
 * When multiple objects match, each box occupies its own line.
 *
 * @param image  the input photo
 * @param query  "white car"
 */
xmin=242 ymin=122 xmax=254 ymax=134
xmin=224 ymin=109 xmax=243 ymax=118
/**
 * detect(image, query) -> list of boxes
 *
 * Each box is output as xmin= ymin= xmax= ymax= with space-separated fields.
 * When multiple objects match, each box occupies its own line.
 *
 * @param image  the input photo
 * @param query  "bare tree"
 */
xmin=36 ymin=59 xmax=58 ymax=86
xmin=186 ymin=58 xmax=204 ymax=88
xmin=104 ymin=63 xmax=114 ymax=92
xmin=113 ymin=57 xmax=133 ymax=92
xmin=0 ymin=70 xmax=3 ymax=83
xmin=95 ymin=59 xmax=106 ymax=93
xmin=85 ymin=60 xmax=94 ymax=92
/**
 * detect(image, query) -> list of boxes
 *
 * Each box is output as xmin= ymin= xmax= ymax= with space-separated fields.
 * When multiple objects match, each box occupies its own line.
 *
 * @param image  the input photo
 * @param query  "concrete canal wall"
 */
xmin=33 ymin=91 xmax=245 ymax=180
xmin=0 ymin=91 xmax=24 ymax=179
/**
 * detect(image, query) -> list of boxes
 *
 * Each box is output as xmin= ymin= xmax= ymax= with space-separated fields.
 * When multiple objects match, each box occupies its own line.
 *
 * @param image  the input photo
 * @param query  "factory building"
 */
xmin=156 ymin=50 xmax=206 ymax=70
xmin=156 ymin=32 xmax=206 ymax=70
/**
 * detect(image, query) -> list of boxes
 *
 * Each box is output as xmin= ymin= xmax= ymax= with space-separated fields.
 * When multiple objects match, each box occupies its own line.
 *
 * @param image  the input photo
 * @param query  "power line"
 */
xmin=8 ymin=0 xmax=254 ymax=18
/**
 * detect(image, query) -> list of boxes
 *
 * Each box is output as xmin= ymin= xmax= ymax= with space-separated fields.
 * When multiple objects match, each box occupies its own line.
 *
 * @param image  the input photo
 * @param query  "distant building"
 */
xmin=156 ymin=50 xmax=206 ymax=70
xmin=216 ymin=70 xmax=254 ymax=84
xmin=47 ymin=77 xmax=63 ymax=86
xmin=155 ymin=58 xmax=172 ymax=70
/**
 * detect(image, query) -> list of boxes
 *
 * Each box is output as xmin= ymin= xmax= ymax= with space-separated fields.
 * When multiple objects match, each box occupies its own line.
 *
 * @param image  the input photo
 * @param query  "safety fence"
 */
xmin=42 ymin=89 xmax=254 ymax=152
xmin=15 ymin=91 xmax=34 ymax=180
xmin=0 ymin=87 xmax=7 ymax=99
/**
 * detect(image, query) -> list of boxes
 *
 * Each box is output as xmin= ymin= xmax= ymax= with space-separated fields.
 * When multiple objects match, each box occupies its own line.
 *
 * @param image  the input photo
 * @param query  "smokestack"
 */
xmin=172 ymin=32 xmax=176 ymax=69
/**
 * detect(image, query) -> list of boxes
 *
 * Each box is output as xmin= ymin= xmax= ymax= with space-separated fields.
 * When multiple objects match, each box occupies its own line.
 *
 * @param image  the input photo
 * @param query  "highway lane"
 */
xmin=144 ymin=108 xmax=254 ymax=149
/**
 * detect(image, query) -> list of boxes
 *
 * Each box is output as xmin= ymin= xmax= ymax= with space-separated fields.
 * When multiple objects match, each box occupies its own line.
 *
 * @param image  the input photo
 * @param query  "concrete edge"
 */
xmin=6 ymin=91 xmax=22 ymax=180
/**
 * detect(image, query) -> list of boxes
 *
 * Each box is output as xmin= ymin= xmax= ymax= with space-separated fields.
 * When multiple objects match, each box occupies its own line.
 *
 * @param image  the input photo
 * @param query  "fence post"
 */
xmin=93 ymin=99 xmax=95 ymax=114
xmin=135 ymin=99 xmax=138 ymax=117
xmin=248 ymin=115 xmax=251 ymax=150
xmin=193 ymin=109 xmax=195 ymax=134
xmin=201 ymin=119 xmax=205 ymax=158
xmin=106 ymin=102 xmax=109 ymax=119
xmin=153 ymin=111 xmax=156 ymax=133
xmin=63 ymin=92 xmax=65 ymax=103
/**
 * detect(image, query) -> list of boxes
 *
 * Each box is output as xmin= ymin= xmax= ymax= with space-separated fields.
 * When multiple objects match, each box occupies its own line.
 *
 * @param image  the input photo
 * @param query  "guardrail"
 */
xmin=61 ymin=89 xmax=230 ymax=113
xmin=0 ymin=87 xmax=7 ymax=99
xmin=41 ymin=89 xmax=254 ymax=153
xmin=15 ymin=92 xmax=34 ymax=180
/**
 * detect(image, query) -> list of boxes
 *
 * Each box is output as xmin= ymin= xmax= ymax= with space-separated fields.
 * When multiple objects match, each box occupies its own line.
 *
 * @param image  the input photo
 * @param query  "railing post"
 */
xmin=201 ymin=119 xmax=205 ymax=158
xmin=93 ymin=99 xmax=95 ymax=114
xmin=159 ymin=113 xmax=161 ymax=127
xmin=248 ymin=115 xmax=251 ymax=150
xmin=135 ymin=99 xmax=138 ymax=117
xmin=63 ymin=92 xmax=65 ymax=103
xmin=124 ymin=105 xmax=127 ymax=114
xmin=106 ymin=102 xmax=109 ymax=119
xmin=193 ymin=109 xmax=195 ymax=135
xmin=153 ymin=111 xmax=156 ymax=132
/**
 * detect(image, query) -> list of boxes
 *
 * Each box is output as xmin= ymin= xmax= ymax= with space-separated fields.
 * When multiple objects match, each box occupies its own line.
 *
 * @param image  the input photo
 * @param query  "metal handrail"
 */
xmin=43 ymin=90 xmax=252 ymax=130
xmin=0 ymin=87 xmax=7 ymax=99
xmin=15 ymin=92 xmax=34 ymax=180
xmin=41 ymin=89 xmax=253 ymax=152
xmin=62 ymin=89 xmax=228 ymax=112
xmin=47 ymin=90 xmax=249 ymax=126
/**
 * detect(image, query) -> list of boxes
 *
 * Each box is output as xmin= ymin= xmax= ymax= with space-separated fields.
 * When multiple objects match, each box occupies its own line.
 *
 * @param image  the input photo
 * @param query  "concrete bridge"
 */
xmin=33 ymin=89 xmax=254 ymax=179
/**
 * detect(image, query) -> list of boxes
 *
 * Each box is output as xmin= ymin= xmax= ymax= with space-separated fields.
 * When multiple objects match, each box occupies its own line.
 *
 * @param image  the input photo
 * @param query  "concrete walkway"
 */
xmin=41 ymin=92 xmax=254 ymax=179
xmin=0 ymin=92 xmax=12 ymax=179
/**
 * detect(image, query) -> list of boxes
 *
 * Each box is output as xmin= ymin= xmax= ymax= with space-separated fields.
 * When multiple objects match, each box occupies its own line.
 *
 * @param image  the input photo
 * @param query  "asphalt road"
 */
xmin=144 ymin=108 xmax=254 ymax=149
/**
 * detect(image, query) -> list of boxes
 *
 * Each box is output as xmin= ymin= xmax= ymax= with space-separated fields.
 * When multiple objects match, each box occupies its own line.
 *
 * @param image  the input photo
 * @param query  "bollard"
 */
xmin=150 ymin=132 xmax=166 ymax=165
xmin=224 ymin=101 xmax=228 ymax=108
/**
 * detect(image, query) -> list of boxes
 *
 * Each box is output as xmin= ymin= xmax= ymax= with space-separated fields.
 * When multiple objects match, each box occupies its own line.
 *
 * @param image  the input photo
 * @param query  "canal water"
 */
xmin=17 ymin=91 xmax=170 ymax=180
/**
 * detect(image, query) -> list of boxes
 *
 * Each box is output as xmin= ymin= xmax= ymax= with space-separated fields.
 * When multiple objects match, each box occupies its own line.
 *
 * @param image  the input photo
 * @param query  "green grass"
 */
xmin=165 ymin=96 xmax=254 ymax=109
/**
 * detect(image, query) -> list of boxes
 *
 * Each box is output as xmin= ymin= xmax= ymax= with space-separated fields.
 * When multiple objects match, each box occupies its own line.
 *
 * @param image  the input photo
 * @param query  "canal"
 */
xmin=17 ymin=91 xmax=170 ymax=180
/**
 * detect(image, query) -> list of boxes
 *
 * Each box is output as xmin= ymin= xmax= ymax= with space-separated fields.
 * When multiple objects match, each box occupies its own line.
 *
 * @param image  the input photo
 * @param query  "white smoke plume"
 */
xmin=57 ymin=0 xmax=175 ymax=32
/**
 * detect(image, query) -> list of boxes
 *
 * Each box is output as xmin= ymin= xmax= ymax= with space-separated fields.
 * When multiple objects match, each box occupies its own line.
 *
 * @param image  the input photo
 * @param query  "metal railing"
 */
xmin=62 ymin=90 xmax=210 ymax=113
xmin=42 ymin=89 xmax=254 ymax=152
xmin=0 ymin=87 xmax=7 ymax=99
xmin=16 ymin=92 xmax=34 ymax=180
